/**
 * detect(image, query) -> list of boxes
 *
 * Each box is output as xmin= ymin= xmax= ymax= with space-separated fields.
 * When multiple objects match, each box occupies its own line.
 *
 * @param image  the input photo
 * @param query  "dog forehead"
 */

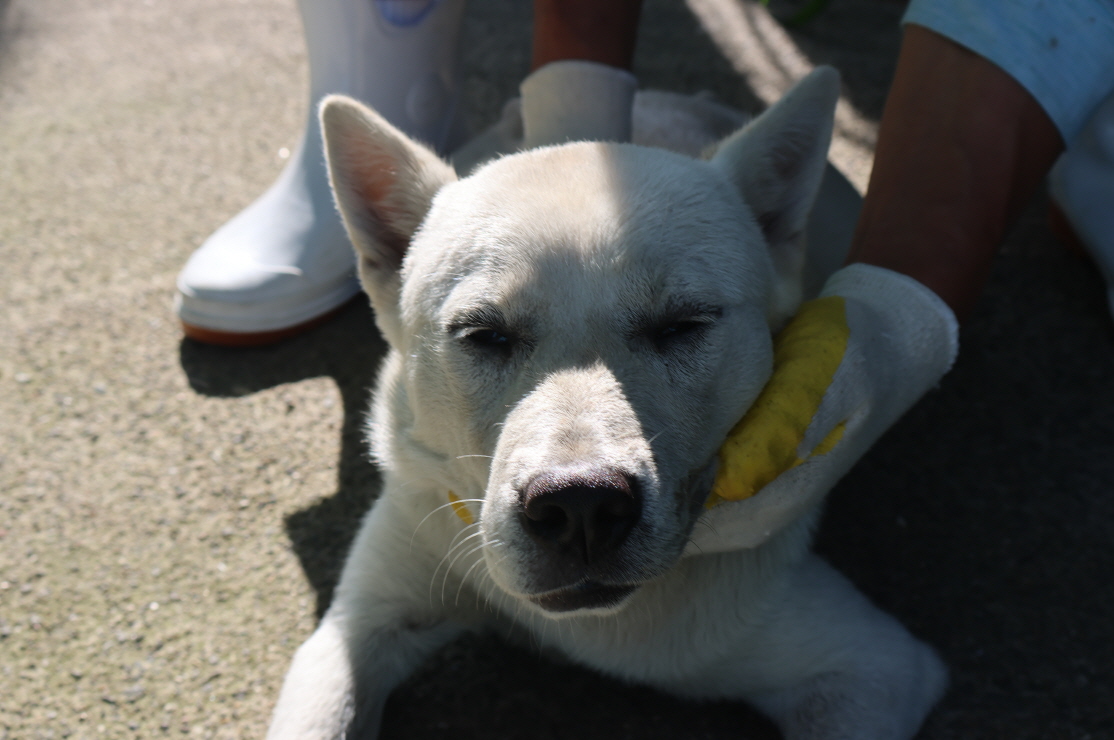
xmin=451 ymin=142 xmax=732 ymax=233
xmin=403 ymin=142 xmax=771 ymax=314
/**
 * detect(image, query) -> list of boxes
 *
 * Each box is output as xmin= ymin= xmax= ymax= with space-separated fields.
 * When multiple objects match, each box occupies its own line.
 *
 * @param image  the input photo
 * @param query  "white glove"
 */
xmin=519 ymin=60 xmax=637 ymax=147
xmin=450 ymin=60 xmax=637 ymax=173
xmin=686 ymin=263 xmax=959 ymax=555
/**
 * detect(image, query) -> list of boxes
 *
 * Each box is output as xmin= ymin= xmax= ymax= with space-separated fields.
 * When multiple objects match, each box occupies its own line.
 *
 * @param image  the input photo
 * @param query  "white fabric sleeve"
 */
xmin=903 ymin=0 xmax=1114 ymax=143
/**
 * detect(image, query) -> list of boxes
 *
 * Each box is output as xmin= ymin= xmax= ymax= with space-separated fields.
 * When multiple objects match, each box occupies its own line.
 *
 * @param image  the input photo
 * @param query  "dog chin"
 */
xmin=527 ymin=581 xmax=639 ymax=615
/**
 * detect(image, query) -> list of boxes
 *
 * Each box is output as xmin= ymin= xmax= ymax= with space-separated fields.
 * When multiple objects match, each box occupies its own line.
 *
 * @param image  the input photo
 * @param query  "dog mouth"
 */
xmin=528 ymin=581 xmax=638 ymax=613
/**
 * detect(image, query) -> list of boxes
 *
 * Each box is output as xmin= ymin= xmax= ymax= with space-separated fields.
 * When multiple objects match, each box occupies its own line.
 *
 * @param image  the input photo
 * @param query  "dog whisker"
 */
xmin=446 ymin=523 xmax=481 ymax=561
xmin=411 ymin=499 xmax=477 ymax=551
xmin=437 ymin=529 xmax=482 ymax=581
xmin=455 ymin=546 xmax=489 ymax=606
xmin=693 ymin=517 xmax=719 ymax=534
xmin=434 ymin=521 xmax=478 ymax=567
xmin=429 ymin=524 xmax=481 ymax=607
xmin=477 ymin=551 xmax=509 ymax=616
xmin=440 ymin=533 xmax=486 ymax=606
xmin=446 ymin=541 xmax=485 ymax=599
xmin=475 ymin=566 xmax=496 ymax=612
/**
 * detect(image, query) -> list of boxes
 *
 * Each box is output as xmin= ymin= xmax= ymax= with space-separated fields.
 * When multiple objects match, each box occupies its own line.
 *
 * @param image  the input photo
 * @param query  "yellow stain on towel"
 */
xmin=447 ymin=490 xmax=474 ymax=525
xmin=707 ymin=296 xmax=850 ymax=508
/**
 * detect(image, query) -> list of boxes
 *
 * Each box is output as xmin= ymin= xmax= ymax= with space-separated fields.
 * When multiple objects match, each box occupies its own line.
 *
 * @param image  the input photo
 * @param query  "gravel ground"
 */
xmin=2 ymin=0 xmax=1112 ymax=738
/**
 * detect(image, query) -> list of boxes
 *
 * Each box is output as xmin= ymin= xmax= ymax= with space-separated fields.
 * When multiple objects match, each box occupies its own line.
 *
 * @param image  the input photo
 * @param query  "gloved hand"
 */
xmin=686 ymin=263 xmax=959 ymax=555
xmin=518 ymin=60 xmax=637 ymax=147
xmin=450 ymin=60 xmax=637 ymax=173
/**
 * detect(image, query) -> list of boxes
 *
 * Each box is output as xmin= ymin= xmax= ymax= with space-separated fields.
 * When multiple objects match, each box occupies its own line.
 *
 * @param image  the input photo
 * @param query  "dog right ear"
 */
xmin=710 ymin=67 xmax=840 ymax=328
xmin=320 ymin=95 xmax=458 ymax=340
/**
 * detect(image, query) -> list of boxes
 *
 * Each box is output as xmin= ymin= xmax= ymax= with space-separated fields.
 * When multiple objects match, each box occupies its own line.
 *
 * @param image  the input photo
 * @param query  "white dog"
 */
xmin=265 ymin=68 xmax=947 ymax=740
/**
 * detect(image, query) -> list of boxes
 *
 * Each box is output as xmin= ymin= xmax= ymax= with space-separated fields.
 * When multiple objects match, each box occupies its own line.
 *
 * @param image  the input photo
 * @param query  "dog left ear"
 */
xmin=320 ymin=95 xmax=458 ymax=341
xmin=711 ymin=67 xmax=840 ymax=324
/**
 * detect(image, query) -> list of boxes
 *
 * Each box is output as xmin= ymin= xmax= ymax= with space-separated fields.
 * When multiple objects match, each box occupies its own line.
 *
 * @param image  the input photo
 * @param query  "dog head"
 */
xmin=321 ymin=68 xmax=839 ymax=616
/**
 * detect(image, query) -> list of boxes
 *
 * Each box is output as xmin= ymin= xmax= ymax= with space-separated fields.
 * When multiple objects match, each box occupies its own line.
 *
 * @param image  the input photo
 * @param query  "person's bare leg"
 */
xmin=530 ymin=0 xmax=643 ymax=71
xmin=848 ymin=25 xmax=1063 ymax=321
xmin=451 ymin=0 xmax=643 ymax=170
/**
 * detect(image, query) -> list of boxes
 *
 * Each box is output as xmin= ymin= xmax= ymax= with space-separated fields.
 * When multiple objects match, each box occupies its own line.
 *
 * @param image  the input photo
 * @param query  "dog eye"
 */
xmin=463 ymin=328 xmax=513 ymax=350
xmin=652 ymin=320 xmax=708 ymax=348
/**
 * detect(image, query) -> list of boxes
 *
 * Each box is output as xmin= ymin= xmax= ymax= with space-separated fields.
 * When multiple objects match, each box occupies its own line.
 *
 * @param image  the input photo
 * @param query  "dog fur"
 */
xmin=264 ymin=68 xmax=947 ymax=740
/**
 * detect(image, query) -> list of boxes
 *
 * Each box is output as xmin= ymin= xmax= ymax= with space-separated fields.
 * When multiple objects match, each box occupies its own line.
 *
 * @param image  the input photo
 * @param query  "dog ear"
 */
xmin=319 ymin=95 xmax=457 ymax=338
xmin=711 ymin=67 xmax=840 ymax=325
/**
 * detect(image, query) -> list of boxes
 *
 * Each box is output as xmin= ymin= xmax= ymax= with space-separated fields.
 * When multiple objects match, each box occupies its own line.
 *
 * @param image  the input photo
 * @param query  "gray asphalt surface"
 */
xmin=2 ymin=0 xmax=1112 ymax=738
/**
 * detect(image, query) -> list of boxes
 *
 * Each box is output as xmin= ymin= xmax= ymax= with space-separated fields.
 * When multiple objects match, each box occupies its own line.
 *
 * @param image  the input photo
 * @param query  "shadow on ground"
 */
xmin=816 ymin=193 xmax=1114 ymax=736
xmin=178 ymin=296 xmax=386 ymax=617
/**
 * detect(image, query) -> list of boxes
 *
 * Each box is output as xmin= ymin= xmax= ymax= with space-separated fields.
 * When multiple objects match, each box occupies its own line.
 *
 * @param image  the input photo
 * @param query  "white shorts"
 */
xmin=904 ymin=0 xmax=1114 ymax=143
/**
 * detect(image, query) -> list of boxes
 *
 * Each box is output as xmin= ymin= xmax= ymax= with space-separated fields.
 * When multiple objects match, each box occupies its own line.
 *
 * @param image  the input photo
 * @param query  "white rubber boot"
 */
xmin=176 ymin=0 xmax=466 ymax=345
xmin=1049 ymin=88 xmax=1114 ymax=320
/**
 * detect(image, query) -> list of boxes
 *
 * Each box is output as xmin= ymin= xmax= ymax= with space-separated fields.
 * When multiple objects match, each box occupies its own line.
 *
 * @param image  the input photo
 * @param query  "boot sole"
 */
xmin=181 ymin=298 xmax=358 ymax=347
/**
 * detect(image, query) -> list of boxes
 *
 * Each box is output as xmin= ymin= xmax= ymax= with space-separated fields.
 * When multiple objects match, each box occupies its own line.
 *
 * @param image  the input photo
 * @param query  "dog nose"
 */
xmin=521 ymin=467 xmax=640 ymax=565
